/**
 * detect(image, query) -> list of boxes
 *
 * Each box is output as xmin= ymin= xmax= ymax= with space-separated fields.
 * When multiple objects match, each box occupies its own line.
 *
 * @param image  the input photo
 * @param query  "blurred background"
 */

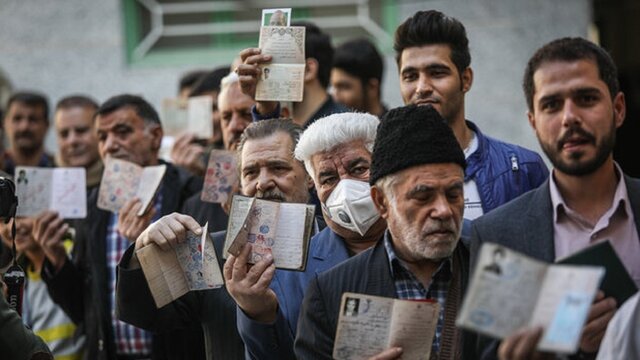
xmin=0 ymin=0 xmax=638 ymax=176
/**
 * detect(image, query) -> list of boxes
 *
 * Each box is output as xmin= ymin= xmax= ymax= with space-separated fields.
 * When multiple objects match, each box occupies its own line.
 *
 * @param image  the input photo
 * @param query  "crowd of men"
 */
xmin=1 ymin=8 xmax=639 ymax=360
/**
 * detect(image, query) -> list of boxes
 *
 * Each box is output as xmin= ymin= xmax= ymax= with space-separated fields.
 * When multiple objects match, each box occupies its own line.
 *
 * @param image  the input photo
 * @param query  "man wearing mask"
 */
xmin=295 ymin=105 xmax=474 ymax=359
xmin=117 ymin=118 xmax=313 ymax=360
xmin=225 ymin=112 xmax=386 ymax=360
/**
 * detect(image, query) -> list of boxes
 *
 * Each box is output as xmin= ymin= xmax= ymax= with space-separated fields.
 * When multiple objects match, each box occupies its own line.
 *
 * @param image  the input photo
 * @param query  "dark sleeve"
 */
xmin=0 ymin=288 xmax=53 ymax=360
xmin=294 ymin=274 xmax=335 ymax=360
xmin=251 ymin=103 xmax=281 ymax=122
xmin=41 ymin=257 xmax=86 ymax=324
xmin=237 ymin=305 xmax=295 ymax=360
xmin=116 ymin=244 xmax=205 ymax=332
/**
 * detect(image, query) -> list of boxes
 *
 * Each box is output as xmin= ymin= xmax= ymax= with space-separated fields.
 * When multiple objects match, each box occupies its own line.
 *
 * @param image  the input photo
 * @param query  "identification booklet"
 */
xmin=255 ymin=8 xmax=306 ymax=102
xmin=97 ymin=157 xmax=166 ymax=215
xmin=333 ymin=293 xmax=440 ymax=360
xmin=15 ymin=166 xmax=87 ymax=218
xmin=457 ymin=243 xmax=605 ymax=353
xmin=223 ymin=195 xmax=315 ymax=270
xmin=137 ymin=222 xmax=224 ymax=308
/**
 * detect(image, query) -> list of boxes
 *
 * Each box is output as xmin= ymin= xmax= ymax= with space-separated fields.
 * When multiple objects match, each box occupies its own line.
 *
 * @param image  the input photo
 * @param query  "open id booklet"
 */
xmin=333 ymin=293 xmax=440 ymax=360
xmin=223 ymin=195 xmax=315 ymax=270
xmin=137 ymin=222 xmax=224 ymax=308
xmin=15 ymin=166 xmax=87 ymax=218
xmin=97 ymin=157 xmax=166 ymax=215
xmin=200 ymin=149 xmax=237 ymax=204
xmin=255 ymin=8 xmax=306 ymax=102
xmin=161 ymin=95 xmax=213 ymax=138
xmin=457 ymin=243 xmax=605 ymax=354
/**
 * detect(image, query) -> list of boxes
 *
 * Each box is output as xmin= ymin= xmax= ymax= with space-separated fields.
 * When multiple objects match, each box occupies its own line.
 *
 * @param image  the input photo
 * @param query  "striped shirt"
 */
xmin=383 ymin=233 xmax=452 ymax=356
xmin=106 ymin=193 xmax=162 ymax=356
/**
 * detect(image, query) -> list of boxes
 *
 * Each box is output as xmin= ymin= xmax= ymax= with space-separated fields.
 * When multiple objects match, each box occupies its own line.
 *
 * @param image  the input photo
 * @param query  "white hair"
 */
xmin=294 ymin=112 xmax=379 ymax=180
xmin=220 ymin=72 xmax=239 ymax=91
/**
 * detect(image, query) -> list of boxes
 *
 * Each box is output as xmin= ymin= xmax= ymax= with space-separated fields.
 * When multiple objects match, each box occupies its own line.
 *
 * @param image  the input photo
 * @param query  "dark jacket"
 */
xmin=0 ymin=292 xmax=52 ymax=360
xmin=41 ymin=162 xmax=202 ymax=360
xmin=117 ymin=231 xmax=245 ymax=360
xmin=180 ymin=191 xmax=229 ymax=233
xmin=469 ymin=175 xmax=640 ymax=359
xmin=465 ymin=120 xmax=548 ymax=214
xmin=294 ymin=238 xmax=476 ymax=359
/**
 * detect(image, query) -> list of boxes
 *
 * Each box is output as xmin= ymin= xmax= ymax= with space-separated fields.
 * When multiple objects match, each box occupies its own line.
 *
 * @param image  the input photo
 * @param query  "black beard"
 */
xmin=540 ymin=122 xmax=616 ymax=176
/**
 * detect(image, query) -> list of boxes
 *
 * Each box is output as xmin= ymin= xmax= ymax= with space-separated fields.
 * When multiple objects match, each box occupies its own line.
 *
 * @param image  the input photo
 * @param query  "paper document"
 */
xmin=456 ymin=243 xmax=605 ymax=353
xmin=97 ymin=157 xmax=166 ymax=215
xmin=137 ymin=222 xmax=224 ymax=308
xmin=333 ymin=293 xmax=440 ymax=360
xmin=255 ymin=8 xmax=305 ymax=102
xmin=200 ymin=149 xmax=238 ymax=204
xmin=15 ymin=166 xmax=87 ymax=218
xmin=223 ymin=195 xmax=315 ymax=270
xmin=161 ymin=96 xmax=213 ymax=138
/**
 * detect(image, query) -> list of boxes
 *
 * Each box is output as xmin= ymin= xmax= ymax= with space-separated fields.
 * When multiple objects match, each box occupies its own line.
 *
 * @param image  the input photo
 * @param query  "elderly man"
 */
xmin=225 ymin=112 xmax=386 ymax=360
xmin=471 ymin=37 xmax=634 ymax=360
xmin=53 ymin=95 xmax=103 ymax=188
xmin=34 ymin=95 xmax=202 ymax=360
xmin=116 ymin=118 xmax=312 ymax=360
xmin=3 ymin=92 xmax=54 ymax=175
xmin=295 ymin=104 xmax=474 ymax=359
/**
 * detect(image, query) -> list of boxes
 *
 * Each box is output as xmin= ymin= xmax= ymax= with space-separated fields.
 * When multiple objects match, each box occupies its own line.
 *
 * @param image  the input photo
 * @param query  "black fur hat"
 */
xmin=370 ymin=104 xmax=466 ymax=185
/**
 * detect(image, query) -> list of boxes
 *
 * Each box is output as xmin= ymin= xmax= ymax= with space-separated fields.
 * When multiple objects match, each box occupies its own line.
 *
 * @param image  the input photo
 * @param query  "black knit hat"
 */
xmin=370 ymin=104 xmax=466 ymax=185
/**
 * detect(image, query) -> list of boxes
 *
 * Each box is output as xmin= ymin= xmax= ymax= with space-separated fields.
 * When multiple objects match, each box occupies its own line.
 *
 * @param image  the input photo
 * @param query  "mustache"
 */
xmin=257 ymin=190 xmax=286 ymax=202
xmin=15 ymin=131 xmax=35 ymax=139
xmin=422 ymin=218 xmax=458 ymax=236
xmin=558 ymin=126 xmax=596 ymax=150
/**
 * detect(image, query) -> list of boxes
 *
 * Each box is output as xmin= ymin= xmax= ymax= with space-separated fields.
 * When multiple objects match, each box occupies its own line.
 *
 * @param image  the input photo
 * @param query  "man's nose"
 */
xmin=561 ymin=100 xmax=582 ymax=127
xmin=255 ymin=169 xmax=275 ymax=196
xmin=103 ymin=134 xmax=119 ymax=153
xmin=431 ymin=193 xmax=454 ymax=220
xmin=230 ymin=113 xmax=248 ymax=134
xmin=415 ymin=73 xmax=434 ymax=96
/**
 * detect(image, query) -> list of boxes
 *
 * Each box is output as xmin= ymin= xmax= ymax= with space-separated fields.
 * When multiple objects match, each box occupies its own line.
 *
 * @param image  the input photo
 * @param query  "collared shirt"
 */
xmin=383 ymin=233 xmax=452 ymax=356
xmin=106 ymin=192 xmax=162 ymax=355
xmin=550 ymin=164 xmax=640 ymax=287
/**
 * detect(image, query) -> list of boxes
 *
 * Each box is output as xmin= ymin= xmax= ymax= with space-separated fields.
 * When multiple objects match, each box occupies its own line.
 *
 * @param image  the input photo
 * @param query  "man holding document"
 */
xmin=225 ymin=112 xmax=386 ymax=360
xmin=34 ymin=95 xmax=202 ymax=360
xmin=295 ymin=104 xmax=475 ymax=359
xmin=116 ymin=118 xmax=313 ymax=360
xmin=470 ymin=37 xmax=640 ymax=359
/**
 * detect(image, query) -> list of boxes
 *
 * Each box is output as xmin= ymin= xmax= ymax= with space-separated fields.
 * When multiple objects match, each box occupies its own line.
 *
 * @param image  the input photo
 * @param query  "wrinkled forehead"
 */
xmin=312 ymin=140 xmax=371 ymax=169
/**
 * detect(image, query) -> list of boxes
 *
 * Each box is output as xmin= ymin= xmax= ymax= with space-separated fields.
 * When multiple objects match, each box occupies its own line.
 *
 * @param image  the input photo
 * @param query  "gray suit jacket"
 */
xmin=470 ymin=175 xmax=640 ymax=359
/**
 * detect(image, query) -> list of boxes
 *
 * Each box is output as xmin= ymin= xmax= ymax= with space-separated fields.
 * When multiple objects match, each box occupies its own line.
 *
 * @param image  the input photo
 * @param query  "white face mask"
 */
xmin=322 ymin=179 xmax=380 ymax=236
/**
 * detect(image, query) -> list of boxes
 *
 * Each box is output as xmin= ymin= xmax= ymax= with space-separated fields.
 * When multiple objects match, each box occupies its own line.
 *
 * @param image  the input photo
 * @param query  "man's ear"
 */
xmin=150 ymin=126 xmax=164 ymax=152
xmin=613 ymin=92 xmax=626 ymax=129
xmin=304 ymin=58 xmax=319 ymax=83
xmin=371 ymin=185 xmax=389 ymax=219
xmin=461 ymin=67 xmax=473 ymax=93
xmin=306 ymin=174 xmax=315 ymax=191
xmin=527 ymin=111 xmax=537 ymax=132
xmin=366 ymin=78 xmax=380 ymax=101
